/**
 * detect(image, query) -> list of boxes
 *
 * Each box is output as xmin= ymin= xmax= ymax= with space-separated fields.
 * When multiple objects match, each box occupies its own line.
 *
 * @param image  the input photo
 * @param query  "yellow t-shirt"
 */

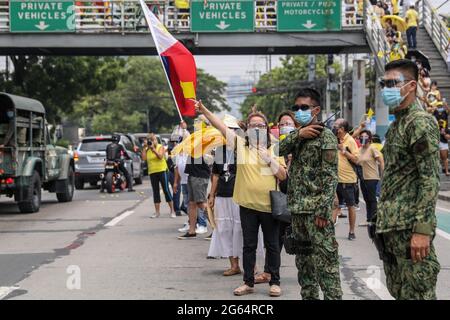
xmin=406 ymin=9 xmax=418 ymax=28
xmin=338 ymin=134 xmax=360 ymax=183
xmin=392 ymin=0 xmax=399 ymax=15
xmin=357 ymin=146 xmax=382 ymax=180
xmin=232 ymin=136 xmax=286 ymax=213
xmin=146 ymin=144 xmax=168 ymax=174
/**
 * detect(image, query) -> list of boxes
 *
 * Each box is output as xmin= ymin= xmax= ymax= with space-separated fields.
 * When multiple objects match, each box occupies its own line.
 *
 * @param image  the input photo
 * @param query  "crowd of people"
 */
xmin=139 ymin=58 xmax=443 ymax=300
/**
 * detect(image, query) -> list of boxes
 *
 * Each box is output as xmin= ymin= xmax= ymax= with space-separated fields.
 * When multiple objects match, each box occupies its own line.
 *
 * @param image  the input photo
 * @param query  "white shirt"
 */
xmin=175 ymin=154 xmax=189 ymax=184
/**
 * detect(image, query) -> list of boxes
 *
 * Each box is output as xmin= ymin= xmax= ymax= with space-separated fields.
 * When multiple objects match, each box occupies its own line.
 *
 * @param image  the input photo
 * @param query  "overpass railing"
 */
xmin=364 ymin=0 xmax=390 ymax=74
xmin=0 ymin=0 xmax=364 ymax=33
xmin=418 ymin=0 xmax=450 ymax=62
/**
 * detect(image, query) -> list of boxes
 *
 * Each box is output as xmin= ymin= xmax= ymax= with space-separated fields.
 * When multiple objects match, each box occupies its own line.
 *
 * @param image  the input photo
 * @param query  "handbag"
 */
xmin=270 ymin=180 xmax=291 ymax=224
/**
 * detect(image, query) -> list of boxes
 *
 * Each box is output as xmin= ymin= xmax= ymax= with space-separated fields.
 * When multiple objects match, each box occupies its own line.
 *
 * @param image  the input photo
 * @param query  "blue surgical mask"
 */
xmin=438 ymin=107 xmax=445 ymax=113
xmin=381 ymin=87 xmax=406 ymax=112
xmin=6 ymin=111 xmax=14 ymax=119
xmin=295 ymin=109 xmax=312 ymax=126
xmin=280 ymin=126 xmax=295 ymax=135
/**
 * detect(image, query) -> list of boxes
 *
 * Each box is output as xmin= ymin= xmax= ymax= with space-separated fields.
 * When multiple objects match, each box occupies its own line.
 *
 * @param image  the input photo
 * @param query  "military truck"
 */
xmin=0 ymin=93 xmax=75 ymax=213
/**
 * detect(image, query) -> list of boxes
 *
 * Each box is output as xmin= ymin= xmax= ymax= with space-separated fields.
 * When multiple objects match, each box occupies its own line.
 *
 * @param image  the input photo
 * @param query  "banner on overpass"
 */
xmin=9 ymin=0 xmax=76 ymax=32
xmin=277 ymin=0 xmax=342 ymax=32
xmin=190 ymin=0 xmax=254 ymax=32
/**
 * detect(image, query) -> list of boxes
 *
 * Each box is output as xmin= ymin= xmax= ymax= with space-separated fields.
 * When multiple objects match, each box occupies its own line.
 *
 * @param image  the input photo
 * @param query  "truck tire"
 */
xmin=18 ymin=171 xmax=42 ymax=213
xmin=57 ymin=166 xmax=75 ymax=202
xmin=75 ymin=177 xmax=84 ymax=190
xmin=105 ymin=171 xmax=115 ymax=194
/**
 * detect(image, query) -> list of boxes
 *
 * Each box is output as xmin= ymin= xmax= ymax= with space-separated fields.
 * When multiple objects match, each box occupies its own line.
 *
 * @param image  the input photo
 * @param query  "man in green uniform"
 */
xmin=279 ymin=88 xmax=342 ymax=300
xmin=375 ymin=59 xmax=440 ymax=300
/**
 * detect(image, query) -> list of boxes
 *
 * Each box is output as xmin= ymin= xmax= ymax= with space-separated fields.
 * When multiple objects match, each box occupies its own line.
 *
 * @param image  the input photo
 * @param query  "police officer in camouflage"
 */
xmin=374 ymin=59 xmax=440 ymax=300
xmin=279 ymin=88 xmax=342 ymax=300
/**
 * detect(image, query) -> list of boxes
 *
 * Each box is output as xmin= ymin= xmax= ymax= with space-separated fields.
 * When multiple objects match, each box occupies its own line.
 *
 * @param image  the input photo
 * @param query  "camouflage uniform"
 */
xmin=378 ymin=102 xmax=441 ymax=300
xmin=279 ymin=126 xmax=342 ymax=300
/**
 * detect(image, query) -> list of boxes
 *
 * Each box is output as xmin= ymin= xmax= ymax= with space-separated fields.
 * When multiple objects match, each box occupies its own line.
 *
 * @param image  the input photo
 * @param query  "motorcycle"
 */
xmin=100 ymin=160 xmax=128 ymax=193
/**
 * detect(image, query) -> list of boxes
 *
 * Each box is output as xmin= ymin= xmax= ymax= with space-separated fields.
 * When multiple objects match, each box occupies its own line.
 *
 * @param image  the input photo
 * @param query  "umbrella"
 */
xmin=381 ymin=15 xmax=407 ymax=32
xmin=405 ymin=49 xmax=431 ymax=71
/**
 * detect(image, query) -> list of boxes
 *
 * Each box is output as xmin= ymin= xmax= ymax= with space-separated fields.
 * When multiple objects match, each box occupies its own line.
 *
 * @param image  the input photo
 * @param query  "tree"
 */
xmin=0 ymin=56 xmax=126 ymax=123
xmin=240 ymin=55 xmax=341 ymax=122
xmin=72 ymin=57 xmax=229 ymax=134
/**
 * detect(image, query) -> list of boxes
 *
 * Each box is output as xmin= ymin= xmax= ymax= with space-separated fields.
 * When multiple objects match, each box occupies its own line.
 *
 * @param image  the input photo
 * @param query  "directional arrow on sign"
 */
xmin=302 ymin=20 xmax=316 ymax=29
xmin=215 ymin=21 xmax=230 ymax=30
xmin=35 ymin=21 xmax=49 ymax=31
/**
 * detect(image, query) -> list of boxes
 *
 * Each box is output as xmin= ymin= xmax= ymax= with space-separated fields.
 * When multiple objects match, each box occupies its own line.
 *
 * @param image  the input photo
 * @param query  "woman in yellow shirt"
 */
xmin=142 ymin=133 xmax=175 ymax=218
xmin=195 ymin=100 xmax=287 ymax=298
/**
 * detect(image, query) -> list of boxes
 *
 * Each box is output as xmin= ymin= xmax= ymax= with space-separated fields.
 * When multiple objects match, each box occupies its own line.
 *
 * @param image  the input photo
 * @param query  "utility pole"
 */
xmin=308 ymin=55 xmax=315 ymax=82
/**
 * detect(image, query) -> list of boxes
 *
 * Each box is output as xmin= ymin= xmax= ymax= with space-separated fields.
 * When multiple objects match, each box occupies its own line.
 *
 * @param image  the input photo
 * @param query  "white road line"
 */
xmin=359 ymin=199 xmax=450 ymax=241
xmin=0 ymin=286 xmax=19 ymax=300
xmin=436 ymin=228 xmax=450 ymax=241
xmin=104 ymin=210 xmax=134 ymax=227
xmin=362 ymin=278 xmax=394 ymax=300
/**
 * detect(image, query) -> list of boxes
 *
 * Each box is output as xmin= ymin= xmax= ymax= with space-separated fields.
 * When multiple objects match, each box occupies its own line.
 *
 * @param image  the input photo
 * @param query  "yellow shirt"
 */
xmin=406 ymin=9 xmax=418 ymax=28
xmin=392 ymin=0 xmax=399 ymax=14
xmin=371 ymin=142 xmax=383 ymax=152
xmin=232 ymin=136 xmax=286 ymax=213
xmin=338 ymin=133 xmax=359 ymax=183
xmin=357 ymin=145 xmax=382 ymax=180
xmin=147 ymin=144 xmax=168 ymax=174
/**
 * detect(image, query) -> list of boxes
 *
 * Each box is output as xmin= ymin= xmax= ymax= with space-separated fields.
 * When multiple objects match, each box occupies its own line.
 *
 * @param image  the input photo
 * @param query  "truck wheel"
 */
xmin=57 ymin=166 xmax=75 ymax=203
xmin=105 ymin=171 xmax=115 ymax=194
xmin=18 ymin=171 xmax=42 ymax=213
xmin=75 ymin=177 xmax=84 ymax=190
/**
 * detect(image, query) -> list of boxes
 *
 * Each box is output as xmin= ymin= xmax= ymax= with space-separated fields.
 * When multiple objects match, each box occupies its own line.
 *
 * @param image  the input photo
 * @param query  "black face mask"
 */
xmin=332 ymin=127 xmax=339 ymax=136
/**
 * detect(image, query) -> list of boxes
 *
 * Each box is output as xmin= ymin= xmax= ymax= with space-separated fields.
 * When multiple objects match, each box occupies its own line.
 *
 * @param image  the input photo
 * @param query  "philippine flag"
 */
xmin=139 ymin=0 xmax=197 ymax=117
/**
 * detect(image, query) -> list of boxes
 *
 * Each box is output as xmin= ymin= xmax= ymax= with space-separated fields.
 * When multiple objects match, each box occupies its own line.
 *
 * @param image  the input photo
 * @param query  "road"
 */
xmin=0 ymin=178 xmax=449 ymax=300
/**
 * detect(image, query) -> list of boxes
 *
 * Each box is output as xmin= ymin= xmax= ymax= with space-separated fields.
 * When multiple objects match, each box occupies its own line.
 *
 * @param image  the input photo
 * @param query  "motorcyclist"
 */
xmin=101 ymin=133 xmax=134 ymax=192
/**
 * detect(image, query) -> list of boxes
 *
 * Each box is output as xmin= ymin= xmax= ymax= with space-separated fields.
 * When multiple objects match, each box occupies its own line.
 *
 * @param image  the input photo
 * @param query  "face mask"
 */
xmin=279 ymin=126 xmax=295 ymax=135
xmin=6 ymin=111 xmax=14 ymax=119
xmin=332 ymin=127 xmax=339 ymax=136
xmin=360 ymin=137 xmax=369 ymax=145
xmin=295 ymin=109 xmax=312 ymax=126
xmin=247 ymin=128 xmax=267 ymax=147
xmin=438 ymin=107 xmax=445 ymax=113
xmin=381 ymin=85 xmax=409 ymax=112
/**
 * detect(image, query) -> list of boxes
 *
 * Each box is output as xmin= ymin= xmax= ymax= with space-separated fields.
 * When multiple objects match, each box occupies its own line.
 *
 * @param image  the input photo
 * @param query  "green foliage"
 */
xmin=55 ymin=138 xmax=70 ymax=149
xmin=240 ymin=55 xmax=341 ymax=122
xmin=73 ymin=57 xmax=229 ymax=134
xmin=0 ymin=56 xmax=125 ymax=123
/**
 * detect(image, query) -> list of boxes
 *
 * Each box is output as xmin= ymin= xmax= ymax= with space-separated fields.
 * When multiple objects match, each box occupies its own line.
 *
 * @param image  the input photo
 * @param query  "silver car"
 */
xmin=74 ymin=135 xmax=143 ymax=190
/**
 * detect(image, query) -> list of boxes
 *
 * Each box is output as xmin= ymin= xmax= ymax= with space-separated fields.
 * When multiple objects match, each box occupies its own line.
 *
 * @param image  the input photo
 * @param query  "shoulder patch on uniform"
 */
xmin=323 ymin=149 xmax=337 ymax=163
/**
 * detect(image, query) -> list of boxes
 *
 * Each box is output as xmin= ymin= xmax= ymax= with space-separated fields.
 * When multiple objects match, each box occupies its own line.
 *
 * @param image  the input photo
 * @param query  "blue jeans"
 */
xmin=197 ymin=208 xmax=207 ymax=227
xmin=406 ymin=26 xmax=417 ymax=48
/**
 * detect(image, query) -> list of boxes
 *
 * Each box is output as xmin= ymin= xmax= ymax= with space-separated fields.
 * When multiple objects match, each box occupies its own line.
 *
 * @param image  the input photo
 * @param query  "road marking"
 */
xmin=362 ymin=278 xmax=394 ymax=300
xmin=436 ymin=228 xmax=450 ymax=241
xmin=105 ymin=210 xmax=134 ymax=227
xmin=359 ymin=199 xmax=450 ymax=241
xmin=0 ymin=286 xmax=19 ymax=299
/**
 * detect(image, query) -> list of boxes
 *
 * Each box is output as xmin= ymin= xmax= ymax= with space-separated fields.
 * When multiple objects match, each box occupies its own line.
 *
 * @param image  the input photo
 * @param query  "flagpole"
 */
xmin=139 ymin=0 xmax=184 ymax=122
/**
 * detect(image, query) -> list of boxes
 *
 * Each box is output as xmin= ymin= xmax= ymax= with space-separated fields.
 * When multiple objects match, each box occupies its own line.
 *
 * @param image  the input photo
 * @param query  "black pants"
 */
xmin=264 ymin=220 xmax=289 ymax=274
xmin=150 ymin=171 xmax=173 ymax=204
xmin=240 ymin=206 xmax=280 ymax=287
xmin=360 ymin=179 xmax=378 ymax=222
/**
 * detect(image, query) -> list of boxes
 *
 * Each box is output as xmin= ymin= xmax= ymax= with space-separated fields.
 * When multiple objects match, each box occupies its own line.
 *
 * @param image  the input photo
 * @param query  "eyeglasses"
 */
xmin=291 ymin=104 xmax=315 ymax=112
xmin=378 ymin=77 xmax=414 ymax=89
xmin=279 ymin=122 xmax=294 ymax=127
xmin=248 ymin=123 xmax=267 ymax=129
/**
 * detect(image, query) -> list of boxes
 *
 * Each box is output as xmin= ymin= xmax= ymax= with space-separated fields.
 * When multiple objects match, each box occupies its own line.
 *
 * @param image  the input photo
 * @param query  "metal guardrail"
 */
xmin=419 ymin=0 xmax=450 ymax=62
xmin=0 ymin=0 xmax=364 ymax=33
xmin=364 ymin=0 xmax=390 ymax=74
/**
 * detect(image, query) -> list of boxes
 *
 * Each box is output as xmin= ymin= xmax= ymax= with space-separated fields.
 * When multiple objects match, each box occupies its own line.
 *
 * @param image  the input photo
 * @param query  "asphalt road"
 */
xmin=0 ymin=178 xmax=449 ymax=300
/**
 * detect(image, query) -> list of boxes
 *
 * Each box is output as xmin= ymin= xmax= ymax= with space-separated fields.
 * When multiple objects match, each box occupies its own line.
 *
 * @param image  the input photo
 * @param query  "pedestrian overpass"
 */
xmin=0 ymin=0 xmax=449 ymax=135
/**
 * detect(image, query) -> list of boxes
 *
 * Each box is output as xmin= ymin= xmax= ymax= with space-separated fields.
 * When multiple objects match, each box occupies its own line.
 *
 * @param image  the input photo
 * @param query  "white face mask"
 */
xmin=280 ymin=126 xmax=295 ymax=135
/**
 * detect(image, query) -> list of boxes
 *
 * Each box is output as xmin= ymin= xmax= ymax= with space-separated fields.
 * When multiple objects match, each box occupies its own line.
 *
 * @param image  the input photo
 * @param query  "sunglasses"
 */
xmin=291 ymin=104 xmax=315 ymax=112
xmin=378 ymin=77 xmax=414 ymax=89
xmin=248 ymin=123 xmax=267 ymax=129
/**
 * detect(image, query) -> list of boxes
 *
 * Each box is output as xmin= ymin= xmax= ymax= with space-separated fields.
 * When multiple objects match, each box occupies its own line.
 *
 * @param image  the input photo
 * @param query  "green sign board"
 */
xmin=10 ymin=0 xmax=76 ymax=32
xmin=191 ymin=0 xmax=254 ymax=32
xmin=277 ymin=0 xmax=341 ymax=32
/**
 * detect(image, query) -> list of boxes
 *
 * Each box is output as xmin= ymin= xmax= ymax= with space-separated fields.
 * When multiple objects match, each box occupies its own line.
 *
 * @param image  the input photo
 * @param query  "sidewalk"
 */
xmin=439 ymin=191 xmax=450 ymax=202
